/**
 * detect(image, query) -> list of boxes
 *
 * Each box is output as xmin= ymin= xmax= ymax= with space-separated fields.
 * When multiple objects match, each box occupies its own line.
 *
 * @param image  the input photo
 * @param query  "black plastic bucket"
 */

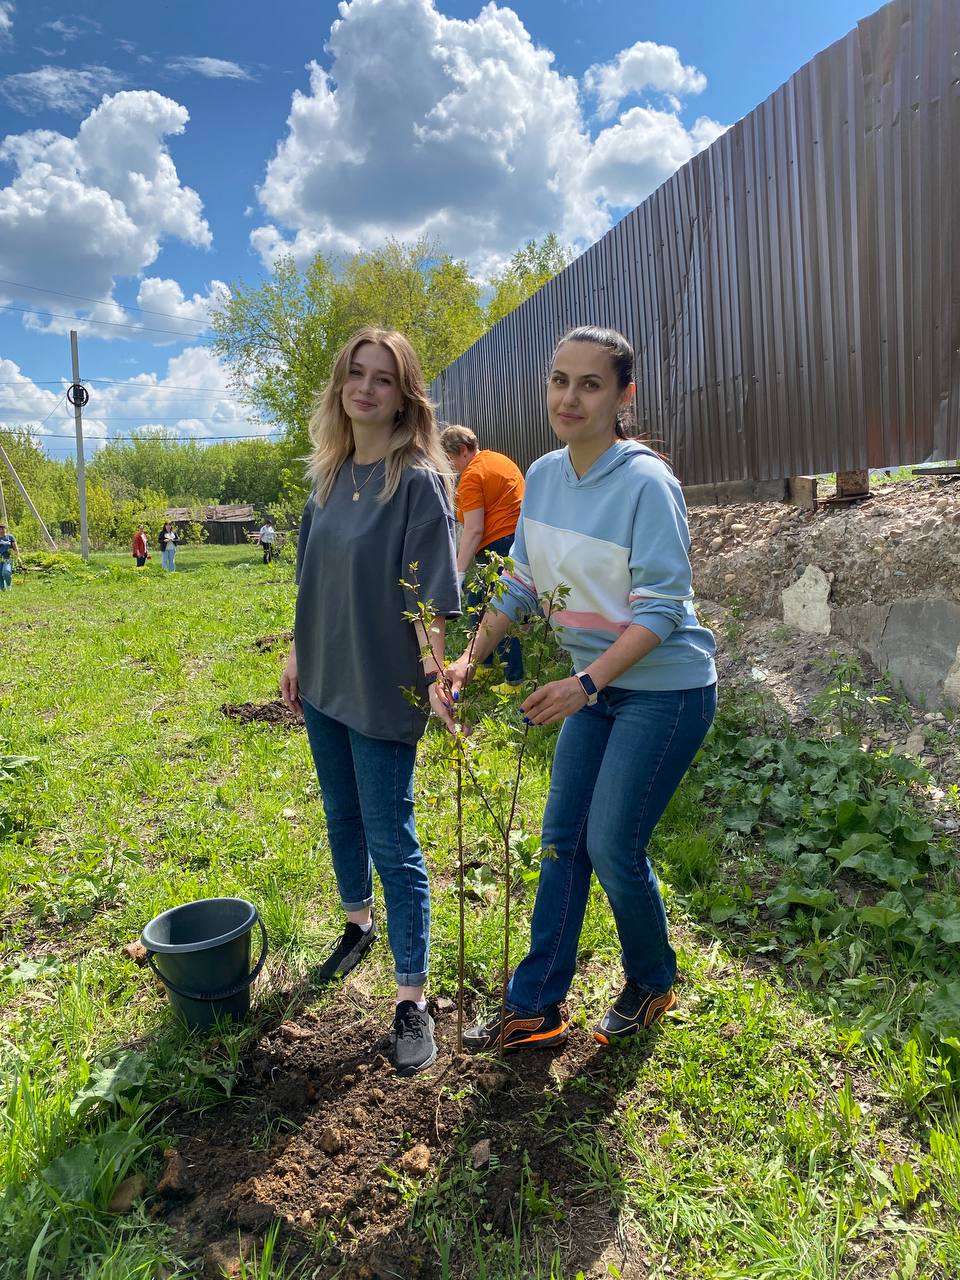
xmin=141 ymin=897 xmax=268 ymax=1030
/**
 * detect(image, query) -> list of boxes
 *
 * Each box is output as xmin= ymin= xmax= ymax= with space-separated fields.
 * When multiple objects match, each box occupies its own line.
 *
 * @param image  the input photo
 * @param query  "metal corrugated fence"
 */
xmin=431 ymin=0 xmax=960 ymax=484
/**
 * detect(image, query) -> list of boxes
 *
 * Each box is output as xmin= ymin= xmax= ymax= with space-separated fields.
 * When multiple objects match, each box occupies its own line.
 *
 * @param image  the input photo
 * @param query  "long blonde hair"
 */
xmin=306 ymin=327 xmax=452 ymax=506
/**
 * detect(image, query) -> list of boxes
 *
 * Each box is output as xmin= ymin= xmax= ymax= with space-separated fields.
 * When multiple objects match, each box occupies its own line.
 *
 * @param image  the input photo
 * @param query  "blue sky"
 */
xmin=0 ymin=0 xmax=877 ymax=459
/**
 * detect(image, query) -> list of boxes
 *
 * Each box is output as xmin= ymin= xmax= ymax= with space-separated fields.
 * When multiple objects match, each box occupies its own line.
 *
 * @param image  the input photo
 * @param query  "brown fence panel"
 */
xmin=430 ymin=0 xmax=960 ymax=483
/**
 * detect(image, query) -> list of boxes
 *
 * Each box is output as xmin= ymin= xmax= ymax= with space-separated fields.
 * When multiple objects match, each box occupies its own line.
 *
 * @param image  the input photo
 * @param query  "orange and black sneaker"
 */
xmin=464 ymin=1003 xmax=568 ymax=1053
xmin=594 ymin=980 xmax=676 ymax=1045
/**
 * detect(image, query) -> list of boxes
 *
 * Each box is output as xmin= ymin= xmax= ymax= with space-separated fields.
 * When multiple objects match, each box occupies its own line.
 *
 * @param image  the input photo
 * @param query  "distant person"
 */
xmin=280 ymin=326 xmax=458 ymax=1077
xmin=440 ymin=424 xmax=525 ymax=691
xmin=158 ymin=522 xmax=178 ymax=571
xmin=258 ymin=517 xmax=276 ymax=564
xmin=132 ymin=526 xmax=149 ymax=567
xmin=0 ymin=523 xmax=21 ymax=591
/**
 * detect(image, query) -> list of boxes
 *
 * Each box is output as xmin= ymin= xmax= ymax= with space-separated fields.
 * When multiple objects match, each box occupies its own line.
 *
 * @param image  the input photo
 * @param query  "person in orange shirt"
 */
xmin=441 ymin=424 xmax=525 ymax=689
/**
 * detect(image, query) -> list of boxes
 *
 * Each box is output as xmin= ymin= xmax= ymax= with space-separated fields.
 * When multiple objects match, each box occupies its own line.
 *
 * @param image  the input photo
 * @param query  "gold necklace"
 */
xmin=350 ymin=457 xmax=384 ymax=501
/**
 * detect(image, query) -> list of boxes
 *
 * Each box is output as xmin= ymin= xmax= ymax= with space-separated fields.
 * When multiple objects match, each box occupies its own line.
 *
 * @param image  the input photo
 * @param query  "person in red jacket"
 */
xmin=132 ymin=526 xmax=149 ymax=567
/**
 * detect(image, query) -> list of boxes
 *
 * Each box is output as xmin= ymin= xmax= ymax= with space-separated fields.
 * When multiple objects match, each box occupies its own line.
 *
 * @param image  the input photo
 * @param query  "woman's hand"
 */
xmin=280 ymin=643 xmax=303 ymax=719
xmin=443 ymin=653 xmax=475 ymax=701
xmin=428 ymin=678 xmax=458 ymax=734
xmin=521 ymin=676 xmax=588 ymax=726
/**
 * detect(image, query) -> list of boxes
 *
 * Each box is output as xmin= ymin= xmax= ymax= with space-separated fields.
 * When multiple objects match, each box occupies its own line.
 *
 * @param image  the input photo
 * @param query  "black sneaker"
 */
xmin=392 ymin=1001 xmax=437 ymax=1076
xmin=463 ymin=1003 xmax=568 ymax=1053
xmin=315 ymin=918 xmax=376 ymax=983
xmin=594 ymin=980 xmax=676 ymax=1044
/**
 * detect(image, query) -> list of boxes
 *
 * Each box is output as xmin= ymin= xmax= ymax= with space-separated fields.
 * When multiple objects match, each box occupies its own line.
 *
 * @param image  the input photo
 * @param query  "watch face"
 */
xmin=577 ymin=673 xmax=598 ymax=701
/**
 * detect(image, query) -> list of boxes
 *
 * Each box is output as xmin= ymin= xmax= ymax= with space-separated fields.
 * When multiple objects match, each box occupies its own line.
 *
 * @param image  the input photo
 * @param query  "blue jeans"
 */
xmin=469 ymin=533 xmax=524 ymax=684
xmin=508 ymin=683 xmax=717 ymax=1013
xmin=302 ymin=700 xmax=430 ymax=986
xmin=161 ymin=548 xmax=176 ymax=571
xmin=0 ymin=560 xmax=11 ymax=591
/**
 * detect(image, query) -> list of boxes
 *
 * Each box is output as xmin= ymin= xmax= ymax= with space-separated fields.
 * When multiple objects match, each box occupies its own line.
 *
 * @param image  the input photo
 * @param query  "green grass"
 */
xmin=1 ymin=546 xmax=958 ymax=1278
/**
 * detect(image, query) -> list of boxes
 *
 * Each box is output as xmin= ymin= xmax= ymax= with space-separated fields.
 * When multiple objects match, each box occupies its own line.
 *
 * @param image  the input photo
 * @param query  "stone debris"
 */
xmin=318 ymin=1126 xmax=343 ymax=1155
xmin=108 ymin=1173 xmax=146 ymax=1213
xmin=470 ymin=1138 xmax=492 ymax=1168
xmin=156 ymin=1149 xmax=192 ymax=1197
xmin=122 ymin=941 xmax=149 ymax=966
xmin=398 ymin=1143 xmax=431 ymax=1176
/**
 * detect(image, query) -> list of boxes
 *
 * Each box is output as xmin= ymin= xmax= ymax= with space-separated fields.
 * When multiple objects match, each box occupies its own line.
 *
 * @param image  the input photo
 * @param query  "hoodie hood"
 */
xmin=560 ymin=439 xmax=664 ymax=488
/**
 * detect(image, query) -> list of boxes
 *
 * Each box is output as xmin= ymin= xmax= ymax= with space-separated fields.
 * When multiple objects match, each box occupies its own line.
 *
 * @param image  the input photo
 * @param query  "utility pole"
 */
xmin=69 ymin=330 xmax=90 ymax=560
xmin=0 ymin=440 xmax=57 ymax=550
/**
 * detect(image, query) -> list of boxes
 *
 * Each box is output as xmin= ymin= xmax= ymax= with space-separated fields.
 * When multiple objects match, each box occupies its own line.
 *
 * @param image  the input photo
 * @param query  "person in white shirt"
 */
xmin=259 ymin=518 xmax=276 ymax=564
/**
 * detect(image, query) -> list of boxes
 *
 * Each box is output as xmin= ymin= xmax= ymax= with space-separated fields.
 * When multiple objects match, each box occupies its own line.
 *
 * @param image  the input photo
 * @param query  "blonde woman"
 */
xmin=281 ymin=328 xmax=459 ymax=1075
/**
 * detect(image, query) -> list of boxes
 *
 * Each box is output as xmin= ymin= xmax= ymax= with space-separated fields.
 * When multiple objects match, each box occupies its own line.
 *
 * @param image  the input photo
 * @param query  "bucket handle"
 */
xmin=146 ymin=917 xmax=268 ymax=1003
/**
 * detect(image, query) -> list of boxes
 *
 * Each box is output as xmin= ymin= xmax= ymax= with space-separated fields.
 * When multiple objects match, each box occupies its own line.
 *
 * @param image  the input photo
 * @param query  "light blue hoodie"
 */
xmin=497 ymin=440 xmax=716 ymax=691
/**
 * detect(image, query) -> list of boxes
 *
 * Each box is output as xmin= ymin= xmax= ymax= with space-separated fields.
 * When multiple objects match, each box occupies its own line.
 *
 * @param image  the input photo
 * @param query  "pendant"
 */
xmin=352 ymin=491 xmax=360 ymax=502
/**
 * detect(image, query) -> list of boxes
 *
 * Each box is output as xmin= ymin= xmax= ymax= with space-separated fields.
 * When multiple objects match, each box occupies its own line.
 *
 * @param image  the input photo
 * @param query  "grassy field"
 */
xmin=1 ymin=547 xmax=958 ymax=1279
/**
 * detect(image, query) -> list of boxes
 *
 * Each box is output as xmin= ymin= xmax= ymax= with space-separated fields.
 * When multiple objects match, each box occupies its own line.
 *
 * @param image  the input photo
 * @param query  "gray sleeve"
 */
xmin=294 ymin=499 xmax=313 ymax=586
xmin=400 ymin=470 xmax=460 ymax=619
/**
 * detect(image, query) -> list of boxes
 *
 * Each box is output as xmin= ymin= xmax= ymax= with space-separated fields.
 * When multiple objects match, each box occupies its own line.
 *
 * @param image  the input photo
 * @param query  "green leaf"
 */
xmin=839 ymin=850 xmax=921 ymax=887
xmin=1 ymin=956 xmax=60 ymax=987
xmin=766 ymin=883 xmax=835 ymax=912
xmin=69 ymin=1052 xmax=150 ymax=1116
xmin=912 ymin=899 xmax=960 ymax=946
xmin=858 ymin=893 xmax=909 ymax=929
xmin=766 ymin=829 xmax=800 ymax=858
xmin=921 ymin=981 xmax=960 ymax=1040
xmin=41 ymin=1144 xmax=99 ymax=1203
xmin=725 ymin=805 xmax=761 ymax=834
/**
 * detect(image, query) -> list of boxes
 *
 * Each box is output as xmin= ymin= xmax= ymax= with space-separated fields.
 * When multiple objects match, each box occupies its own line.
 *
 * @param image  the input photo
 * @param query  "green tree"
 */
xmin=486 ymin=233 xmax=573 ymax=327
xmin=0 ymin=428 xmax=74 ymax=546
xmin=211 ymin=238 xmax=487 ymax=459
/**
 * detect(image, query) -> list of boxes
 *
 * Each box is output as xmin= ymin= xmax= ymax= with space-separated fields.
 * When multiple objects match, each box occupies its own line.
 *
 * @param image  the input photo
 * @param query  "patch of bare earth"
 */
xmin=221 ymin=700 xmax=301 ymax=729
xmin=158 ymin=996 xmax=649 ymax=1279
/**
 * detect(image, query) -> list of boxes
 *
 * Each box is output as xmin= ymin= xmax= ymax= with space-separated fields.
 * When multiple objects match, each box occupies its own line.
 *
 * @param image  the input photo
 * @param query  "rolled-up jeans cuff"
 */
xmin=396 ymin=970 xmax=428 ymax=987
xmin=341 ymin=895 xmax=374 ymax=912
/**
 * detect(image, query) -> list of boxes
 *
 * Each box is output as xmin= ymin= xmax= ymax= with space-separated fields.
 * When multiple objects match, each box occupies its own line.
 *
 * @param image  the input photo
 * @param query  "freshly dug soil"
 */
xmin=220 ymin=700 xmax=300 ymax=728
xmin=159 ymin=995 xmax=650 ymax=1279
xmin=252 ymin=632 xmax=293 ymax=653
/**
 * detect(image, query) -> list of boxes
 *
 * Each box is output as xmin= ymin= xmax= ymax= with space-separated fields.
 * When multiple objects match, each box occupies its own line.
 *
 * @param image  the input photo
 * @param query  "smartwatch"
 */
xmin=575 ymin=671 xmax=599 ymax=705
xmin=424 ymin=670 xmax=439 ymax=687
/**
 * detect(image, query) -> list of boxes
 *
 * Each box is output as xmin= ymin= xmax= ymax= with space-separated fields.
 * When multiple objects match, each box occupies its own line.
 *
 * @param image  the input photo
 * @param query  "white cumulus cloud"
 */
xmin=253 ymin=0 xmax=604 ymax=276
xmin=0 ymin=64 xmax=124 ymax=113
xmin=0 ymin=3 xmax=14 ymax=46
xmin=135 ymin=277 xmax=231 ymax=337
xmin=252 ymin=0 xmax=725 ymax=275
xmin=0 ymin=90 xmax=213 ymax=338
xmin=584 ymin=40 xmax=706 ymax=119
xmin=578 ymin=107 xmax=727 ymax=210
xmin=166 ymin=56 xmax=254 ymax=81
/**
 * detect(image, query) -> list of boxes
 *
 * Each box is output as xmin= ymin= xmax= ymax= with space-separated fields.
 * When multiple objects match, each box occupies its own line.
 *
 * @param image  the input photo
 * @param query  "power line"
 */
xmin=0 ymin=383 xmax=246 ymax=400
xmin=0 ymin=277 xmax=215 ymax=328
xmin=86 ymin=377 xmax=249 ymax=394
xmin=34 ymin=415 xmax=264 ymax=423
xmin=0 ymin=302 xmax=213 ymax=340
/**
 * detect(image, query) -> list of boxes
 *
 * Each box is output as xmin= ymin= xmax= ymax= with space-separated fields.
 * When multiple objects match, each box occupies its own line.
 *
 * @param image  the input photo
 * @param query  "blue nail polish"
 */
xmin=522 ymin=715 xmax=532 ymax=725
xmin=452 ymin=690 xmax=460 ymax=701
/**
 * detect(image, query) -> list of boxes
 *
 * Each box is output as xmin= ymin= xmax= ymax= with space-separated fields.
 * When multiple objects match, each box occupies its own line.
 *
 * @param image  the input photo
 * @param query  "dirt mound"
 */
xmin=689 ymin=474 xmax=960 ymax=612
xmin=252 ymin=632 xmax=293 ymax=652
xmin=160 ymin=997 xmax=647 ymax=1278
xmin=221 ymin=700 xmax=300 ymax=728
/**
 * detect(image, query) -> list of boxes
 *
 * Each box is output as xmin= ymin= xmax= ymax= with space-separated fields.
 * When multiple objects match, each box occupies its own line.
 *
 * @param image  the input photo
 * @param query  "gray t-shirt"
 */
xmin=294 ymin=460 xmax=460 ymax=744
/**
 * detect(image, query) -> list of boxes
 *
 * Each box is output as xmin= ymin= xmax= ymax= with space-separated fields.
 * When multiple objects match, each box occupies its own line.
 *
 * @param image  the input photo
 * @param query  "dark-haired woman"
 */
xmin=281 ymin=327 xmax=459 ymax=1075
xmin=158 ymin=522 xmax=178 ymax=571
xmin=445 ymin=326 xmax=717 ymax=1051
